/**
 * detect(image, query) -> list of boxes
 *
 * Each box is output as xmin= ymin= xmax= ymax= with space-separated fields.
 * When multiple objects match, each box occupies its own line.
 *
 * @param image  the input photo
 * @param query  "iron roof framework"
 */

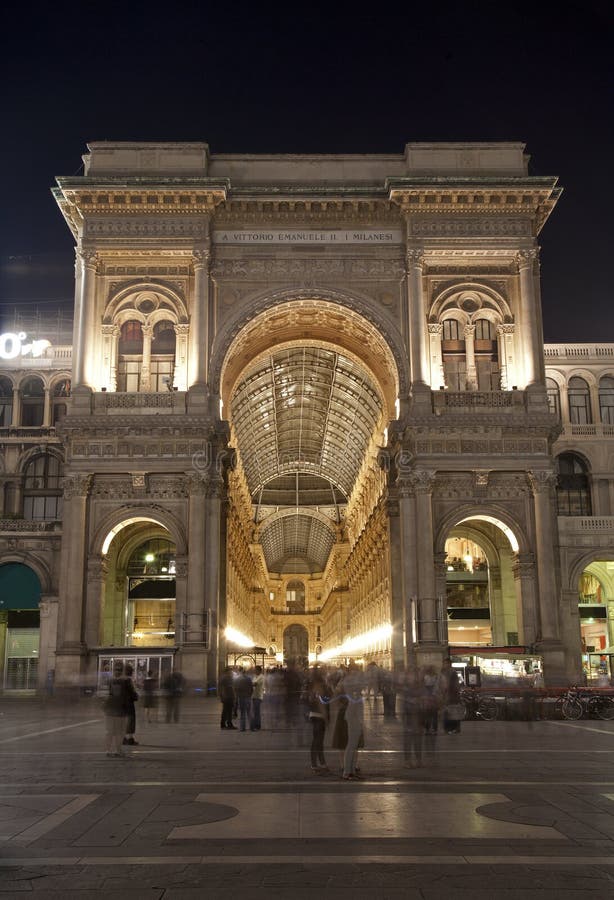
xmin=231 ymin=346 xmax=383 ymax=573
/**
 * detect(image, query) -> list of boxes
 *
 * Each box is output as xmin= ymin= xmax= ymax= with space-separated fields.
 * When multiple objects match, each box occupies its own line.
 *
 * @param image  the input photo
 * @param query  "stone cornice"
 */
xmin=387 ymin=177 xmax=562 ymax=233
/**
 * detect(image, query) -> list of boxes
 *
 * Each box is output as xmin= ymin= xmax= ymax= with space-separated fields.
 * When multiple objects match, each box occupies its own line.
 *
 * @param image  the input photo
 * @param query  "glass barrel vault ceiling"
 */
xmin=230 ymin=346 xmax=383 ymax=574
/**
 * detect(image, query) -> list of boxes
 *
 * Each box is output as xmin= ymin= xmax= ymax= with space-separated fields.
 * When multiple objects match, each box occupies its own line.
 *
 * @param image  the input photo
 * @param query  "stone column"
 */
xmin=11 ymin=387 xmax=20 ymax=426
xmin=43 ymin=387 xmax=51 ymax=426
xmin=204 ymin=472 xmax=224 ymax=686
xmin=386 ymin=492 xmax=405 ymax=670
xmin=186 ymin=472 xmax=207 ymax=648
xmin=174 ymin=554 xmax=189 ymax=644
xmin=512 ymin=552 xmax=538 ymax=646
xmin=406 ymin=249 xmax=429 ymax=388
xmin=433 ymin=550 xmax=449 ymax=647
xmin=84 ymin=557 xmax=107 ymax=650
xmin=516 ymin=249 xmax=544 ymax=388
xmin=398 ymin=477 xmax=418 ymax=662
xmin=560 ymin=587 xmax=583 ymax=683
xmin=496 ymin=324 xmax=516 ymax=390
xmin=189 ymin=245 xmax=210 ymax=387
xmin=55 ymin=473 xmax=91 ymax=687
xmin=464 ymin=324 xmax=477 ymax=390
xmin=529 ymin=470 xmax=566 ymax=682
xmin=173 ymin=324 xmax=190 ymax=391
xmin=140 ymin=323 xmax=153 ymax=391
xmin=410 ymin=469 xmax=439 ymax=644
xmin=427 ymin=323 xmax=445 ymax=389
xmin=74 ymin=249 xmax=98 ymax=389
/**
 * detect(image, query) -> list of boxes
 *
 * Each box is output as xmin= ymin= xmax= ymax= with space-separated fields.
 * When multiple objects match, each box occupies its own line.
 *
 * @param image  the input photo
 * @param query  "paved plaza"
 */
xmin=0 ymin=696 xmax=613 ymax=898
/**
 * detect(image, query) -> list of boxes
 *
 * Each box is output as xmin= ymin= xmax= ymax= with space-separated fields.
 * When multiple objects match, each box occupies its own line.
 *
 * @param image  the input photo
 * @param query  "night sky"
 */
xmin=1 ymin=2 xmax=612 ymax=342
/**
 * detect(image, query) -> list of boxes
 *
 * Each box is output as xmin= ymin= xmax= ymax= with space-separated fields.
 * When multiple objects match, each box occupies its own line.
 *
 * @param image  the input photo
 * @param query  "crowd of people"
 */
xmin=102 ymin=658 xmax=468 ymax=771
xmin=216 ymin=659 xmax=464 ymax=777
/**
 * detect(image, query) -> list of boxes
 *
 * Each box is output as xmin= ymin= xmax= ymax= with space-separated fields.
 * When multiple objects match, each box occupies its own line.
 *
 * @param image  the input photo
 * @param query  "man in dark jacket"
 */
xmin=219 ymin=667 xmax=236 ymax=729
xmin=234 ymin=667 xmax=253 ymax=732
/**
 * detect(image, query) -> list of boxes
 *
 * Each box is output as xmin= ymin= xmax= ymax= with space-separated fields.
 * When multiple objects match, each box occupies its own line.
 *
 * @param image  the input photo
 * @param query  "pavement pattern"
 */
xmin=0 ymin=695 xmax=613 ymax=898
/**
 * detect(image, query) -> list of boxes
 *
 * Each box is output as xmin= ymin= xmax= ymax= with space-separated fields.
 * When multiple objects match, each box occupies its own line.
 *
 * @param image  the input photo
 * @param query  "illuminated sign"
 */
xmin=0 ymin=333 xmax=51 ymax=360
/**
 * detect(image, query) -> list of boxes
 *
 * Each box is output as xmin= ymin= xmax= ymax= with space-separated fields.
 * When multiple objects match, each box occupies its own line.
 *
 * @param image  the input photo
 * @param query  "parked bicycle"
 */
xmin=556 ymin=686 xmax=614 ymax=720
xmin=460 ymin=688 xmax=498 ymax=720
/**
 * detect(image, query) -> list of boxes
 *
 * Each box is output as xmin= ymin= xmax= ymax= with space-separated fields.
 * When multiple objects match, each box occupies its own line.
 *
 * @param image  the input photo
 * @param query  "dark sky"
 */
xmin=1 ymin=1 xmax=612 ymax=341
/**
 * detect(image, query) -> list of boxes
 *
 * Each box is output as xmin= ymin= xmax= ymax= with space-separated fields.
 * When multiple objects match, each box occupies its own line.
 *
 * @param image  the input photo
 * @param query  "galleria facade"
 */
xmin=0 ymin=141 xmax=613 ymax=692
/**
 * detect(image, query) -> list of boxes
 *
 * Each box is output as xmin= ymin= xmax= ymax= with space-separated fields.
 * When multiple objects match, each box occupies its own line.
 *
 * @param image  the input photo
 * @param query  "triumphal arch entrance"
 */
xmin=50 ymin=141 xmax=573 ymax=688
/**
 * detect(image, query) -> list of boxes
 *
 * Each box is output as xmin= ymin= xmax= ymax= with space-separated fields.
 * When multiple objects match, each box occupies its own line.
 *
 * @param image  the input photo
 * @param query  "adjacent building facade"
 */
xmin=0 ymin=142 xmax=612 ymax=692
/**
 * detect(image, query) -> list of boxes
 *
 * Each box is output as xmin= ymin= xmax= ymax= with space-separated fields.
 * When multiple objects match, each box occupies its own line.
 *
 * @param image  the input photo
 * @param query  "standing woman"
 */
xmin=307 ymin=674 xmax=330 ymax=773
xmin=340 ymin=663 xmax=366 ymax=781
xmin=104 ymin=663 xmax=129 ymax=758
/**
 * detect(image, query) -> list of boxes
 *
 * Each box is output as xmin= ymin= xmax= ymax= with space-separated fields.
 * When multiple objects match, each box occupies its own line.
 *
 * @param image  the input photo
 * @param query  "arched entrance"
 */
xmin=283 ymin=624 xmax=309 ymax=666
xmin=218 ymin=298 xmax=402 ymax=669
xmin=0 ymin=562 xmax=41 ymax=691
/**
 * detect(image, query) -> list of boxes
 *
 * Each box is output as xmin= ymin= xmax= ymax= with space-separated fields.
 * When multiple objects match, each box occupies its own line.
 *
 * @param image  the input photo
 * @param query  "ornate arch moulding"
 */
xmin=92 ymin=505 xmax=188 ymax=558
xmin=212 ymin=289 xmax=407 ymax=418
xmin=103 ymin=280 xmax=189 ymax=324
xmin=429 ymin=282 xmax=514 ymax=323
xmin=434 ymin=503 xmax=529 ymax=556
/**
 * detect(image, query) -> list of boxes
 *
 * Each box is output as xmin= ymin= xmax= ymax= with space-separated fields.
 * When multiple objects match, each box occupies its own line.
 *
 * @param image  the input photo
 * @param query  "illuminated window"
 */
xmin=150 ymin=321 xmax=176 ymax=391
xmin=117 ymin=320 xmax=144 ymax=392
xmin=286 ymin=580 xmax=305 ymax=613
xmin=52 ymin=379 xmax=71 ymax=424
xmin=474 ymin=318 xmax=500 ymax=391
xmin=441 ymin=319 xmax=466 ymax=391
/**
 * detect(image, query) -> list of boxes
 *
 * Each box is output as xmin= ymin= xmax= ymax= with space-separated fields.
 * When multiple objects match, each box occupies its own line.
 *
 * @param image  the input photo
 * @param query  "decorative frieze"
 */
xmin=63 ymin=474 xmax=92 ymax=499
xmin=210 ymin=256 xmax=405 ymax=279
xmin=86 ymin=218 xmax=208 ymax=238
xmin=410 ymin=218 xmax=531 ymax=237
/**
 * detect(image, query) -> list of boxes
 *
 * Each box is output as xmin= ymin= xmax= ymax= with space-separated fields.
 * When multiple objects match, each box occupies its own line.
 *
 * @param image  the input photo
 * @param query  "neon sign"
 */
xmin=0 ymin=332 xmax=51 ymax=360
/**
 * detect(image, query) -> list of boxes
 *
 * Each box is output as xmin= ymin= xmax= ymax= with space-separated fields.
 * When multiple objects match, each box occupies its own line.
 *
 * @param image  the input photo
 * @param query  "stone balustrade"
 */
xmin=0 ymin=518 xmax=61 ymax=533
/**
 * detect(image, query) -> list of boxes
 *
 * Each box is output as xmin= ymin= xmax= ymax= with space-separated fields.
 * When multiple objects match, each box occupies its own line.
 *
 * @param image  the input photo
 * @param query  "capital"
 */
xmin=515 ymin=248 xmax=539 ymax=271
xmin=193 ymin=248 xmax=210 ymax=270
xmin=406 ymin=248 xmax=425 ymax=270
xmin=427 ymin=323 xmax=443 ymax=335
xmin=528 ymin=469 xmax=557 ymax=494
xmin=77 ymin=247 xmax=98 ymax=270
xmin=409 ymin=468 xmax=436 ymax=493
xmin=63 ymin=473 xmax=92 ymax=499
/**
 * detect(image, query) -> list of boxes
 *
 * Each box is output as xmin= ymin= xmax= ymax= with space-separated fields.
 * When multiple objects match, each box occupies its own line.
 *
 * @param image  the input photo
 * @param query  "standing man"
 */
xmin=250 ymin=665 xmax=265 ymax=731
xmin=235 ymin=667 xmax=253 ymax=732
xmin=219 ymin=667 xmax=236 ymax=729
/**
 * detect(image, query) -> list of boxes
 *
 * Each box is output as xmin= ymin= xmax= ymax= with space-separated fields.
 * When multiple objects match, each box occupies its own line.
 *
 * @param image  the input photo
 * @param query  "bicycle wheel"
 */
xmin=589 ymin=696 xmax=614 ymax=720
xmin=478 ymin=697 xmax=498 ymax=720
xmin=561 ymin=698 xmax=583 ymax=720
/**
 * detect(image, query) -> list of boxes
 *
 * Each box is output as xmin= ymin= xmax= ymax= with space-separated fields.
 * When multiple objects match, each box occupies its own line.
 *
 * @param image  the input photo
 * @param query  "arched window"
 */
xmin=23 ymin=453 xmax=63 ymax=520
xmin=0 ymin=376 xmax=13 ymax=426
xmin=52 ymin=379 xmax=71 ymax=424
xmin=568 ymin=376 xmax=592 ymax=425
xmin=598 ymin=375 xmax=614 ymax=425
xmin=126 ymin=537 xmax=176 ymax=646
xmin=150 ymin=321 xmax=176 ymax=391
xmin=441 ymin=319 xmax=466 ymax=391
xmin=286 ymin=580 xmax=305 ymax=613
xmin=556 ymin=452 xmax=592 ymax=516
xmin=20 ymin=377 xmax=44 ymax=426
xmin=546 ymin=378 xmax=561 ymax=418
xmin=474 ymin=318 xmax=500 ymax=391
xmin=117 ymin=320 xmax=143 ymax=392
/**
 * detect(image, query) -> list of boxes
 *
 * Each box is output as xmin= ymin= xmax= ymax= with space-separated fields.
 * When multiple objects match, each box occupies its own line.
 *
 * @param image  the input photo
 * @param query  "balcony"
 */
xmin=0 ymin=427 xmax=58 ymax=439
xmin=557 ymin=517 xmax=614 ymax=535
xmin=0 ymin=518 xmax=62 ymax=533
xmin=544 ymin=343 xmax=614 ymax=361
xmin=556 ymin=423 xmax=614 ymax=439
xmin=270 ymin=607 xmax=322 ymax=616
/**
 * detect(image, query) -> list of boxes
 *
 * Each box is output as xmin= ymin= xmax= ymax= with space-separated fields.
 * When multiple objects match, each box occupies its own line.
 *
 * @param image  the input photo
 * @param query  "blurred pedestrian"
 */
xmin=400 ymin=666 xmax=424 ymax=768
xmin=219 ymin=667 xmax=236 ymax=729
xmin=250 ymin=665 xmax=264 ymax=731
xmin=143 ymin=670 xmax=157 ymax=723
xmin=441 ymin=659 xmax=462 ymax=734
xmin=163 ymin=669 xmax=186 ymax=724
xmin=235 ymin=667 xmax=253 ymax=731
xmin=104 ymin=662 xmax=129 ymax=757
xmin=123 ymin=663 xmax=139 ymax=746
xmin=307 ymin=673 xmax=331 ymax=773
xmin=340 ymin=663 xmax=366 ymax=780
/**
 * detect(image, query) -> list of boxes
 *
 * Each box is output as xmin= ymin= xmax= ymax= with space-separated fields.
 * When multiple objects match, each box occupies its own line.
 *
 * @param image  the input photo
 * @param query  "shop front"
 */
xmin=0 ymin=563 xmax=41 ymax=692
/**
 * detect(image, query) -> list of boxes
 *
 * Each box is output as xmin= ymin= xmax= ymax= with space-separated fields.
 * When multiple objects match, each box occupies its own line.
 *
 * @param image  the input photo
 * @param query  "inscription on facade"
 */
xmin=213 ymin=229 xmax=404 ymax=244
